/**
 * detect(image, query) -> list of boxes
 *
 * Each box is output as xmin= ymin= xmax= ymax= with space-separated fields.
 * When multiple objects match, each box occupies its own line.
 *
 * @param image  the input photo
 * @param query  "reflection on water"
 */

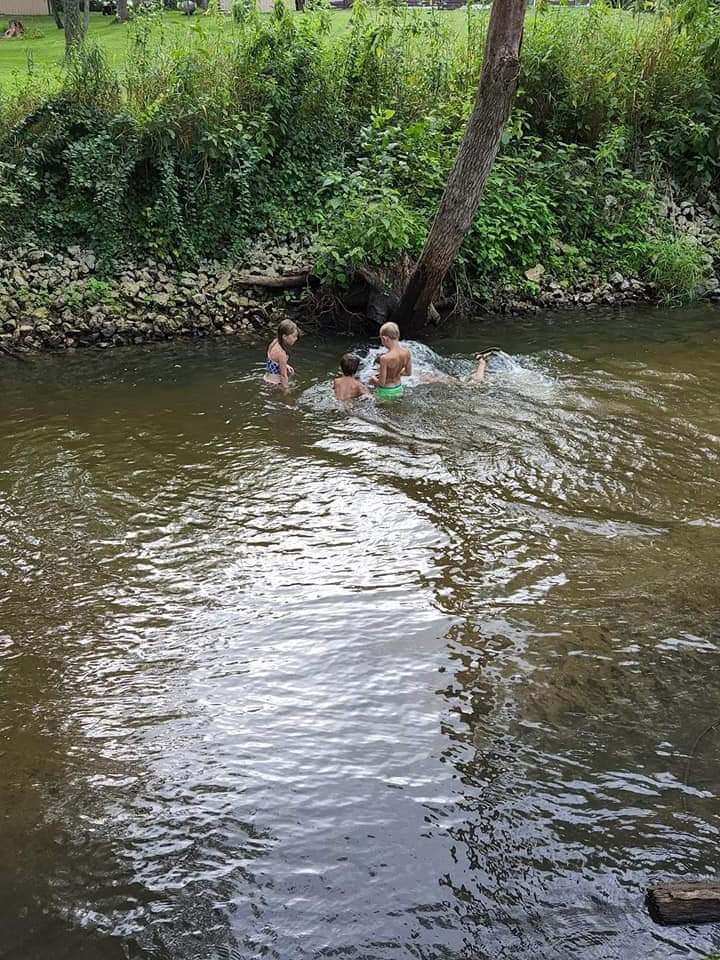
xmin=1 ymin=306 xmax=719 ymax=959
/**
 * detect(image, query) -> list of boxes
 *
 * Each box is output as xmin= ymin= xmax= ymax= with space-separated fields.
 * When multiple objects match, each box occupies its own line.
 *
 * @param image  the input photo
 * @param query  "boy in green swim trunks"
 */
xmin=370 ymin=322 xmax=412 ymax=400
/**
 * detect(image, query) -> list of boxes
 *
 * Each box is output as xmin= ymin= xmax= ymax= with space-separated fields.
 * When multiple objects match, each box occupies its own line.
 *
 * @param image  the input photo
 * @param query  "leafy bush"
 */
xmin=1 ymin=6 xmax=343 ymax=260
xmin=1 ymin=0 xmax=720 ymax=301
xmin=519 ymin=0 xmax=720 ymax=187
xmin=313 ymin=112 xmax=657 ymax=295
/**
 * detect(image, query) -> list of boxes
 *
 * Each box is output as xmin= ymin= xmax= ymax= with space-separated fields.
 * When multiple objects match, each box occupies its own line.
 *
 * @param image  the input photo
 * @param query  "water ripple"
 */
xmin=1 ymin=309 xmax=719 ymax=959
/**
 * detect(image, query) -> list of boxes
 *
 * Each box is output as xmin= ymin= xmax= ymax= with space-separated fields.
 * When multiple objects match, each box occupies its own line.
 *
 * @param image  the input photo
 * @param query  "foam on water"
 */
xmin=300 ymin=339 xmax=556 ymax=413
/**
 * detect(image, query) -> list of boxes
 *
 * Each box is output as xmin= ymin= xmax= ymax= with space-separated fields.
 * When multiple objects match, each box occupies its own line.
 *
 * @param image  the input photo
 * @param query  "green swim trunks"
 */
xmin=374 ymin=383 xmax=404 ymax=401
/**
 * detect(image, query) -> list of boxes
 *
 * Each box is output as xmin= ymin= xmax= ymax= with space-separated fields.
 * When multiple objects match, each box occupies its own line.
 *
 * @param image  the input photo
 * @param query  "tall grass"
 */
xmin=520 ymin=0 xmax=720 ymax=181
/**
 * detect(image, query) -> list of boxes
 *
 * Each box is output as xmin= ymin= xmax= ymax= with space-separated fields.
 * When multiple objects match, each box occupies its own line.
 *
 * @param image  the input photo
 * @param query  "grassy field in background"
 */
xmin=2 ymin=14 xmax=124 ymax=82
xmin=0 ymin=9 xmax=358 ymax=85
xmin=0 ymin=6 xmax=615 ymax=88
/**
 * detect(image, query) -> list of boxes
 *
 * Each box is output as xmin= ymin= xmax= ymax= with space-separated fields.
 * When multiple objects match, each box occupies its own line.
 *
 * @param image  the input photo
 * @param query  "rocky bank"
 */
xmin=2 ymin=195 xmax=719 ymax=355
xmin=0 ymin=239 xmax=312 ymax=354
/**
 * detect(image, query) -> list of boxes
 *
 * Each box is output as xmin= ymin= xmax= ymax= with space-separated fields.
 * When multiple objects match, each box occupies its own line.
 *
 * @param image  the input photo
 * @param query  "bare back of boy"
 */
xmin=333 ymin=376 xmax=368 ymax=401
xmin=378 ymin=345 xmax=411 ymax=386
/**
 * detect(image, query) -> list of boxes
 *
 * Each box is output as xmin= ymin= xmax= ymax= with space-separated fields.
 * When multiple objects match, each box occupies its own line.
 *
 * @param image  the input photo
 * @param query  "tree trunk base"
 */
xmin=353 ymin=257 xmax=448 ymax=332
xmin=304 ymin=260 xmax=464 ymax=334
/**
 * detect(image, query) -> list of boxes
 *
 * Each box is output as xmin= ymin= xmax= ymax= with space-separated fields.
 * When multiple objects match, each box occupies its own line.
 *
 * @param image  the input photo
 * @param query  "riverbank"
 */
xmin=2 ymin=232 xmax=719 ymax=355
xmin=4 ymin=2 xmax=720 ymax=324
xmin=0 ymin=241 xmax=312 ymax=353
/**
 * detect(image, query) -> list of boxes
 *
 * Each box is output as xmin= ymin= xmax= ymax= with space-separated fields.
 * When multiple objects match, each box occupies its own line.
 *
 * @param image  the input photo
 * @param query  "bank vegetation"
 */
xmin=2 ymin=0 xmax=720 ymax=320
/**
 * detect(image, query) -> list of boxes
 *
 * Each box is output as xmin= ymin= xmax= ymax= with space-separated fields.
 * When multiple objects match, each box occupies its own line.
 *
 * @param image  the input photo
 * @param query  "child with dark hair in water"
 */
xmin=264 ymin=319 xmax=299 ymax=389
xmin=333 ymin=353 xmax=369 ymax=401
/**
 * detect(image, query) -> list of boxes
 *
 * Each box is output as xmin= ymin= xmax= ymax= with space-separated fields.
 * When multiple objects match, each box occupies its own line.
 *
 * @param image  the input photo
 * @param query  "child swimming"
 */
xmin=469 ymin=348 xmax=499 ymax=382
xmin=369 ymin=322 xmax=412 ymax=400
xmin=264 ymin=319 xmax=299 ymax=388
xmin=333 ymin=353 xmax=370 ymax=401
xmin=416 ymin=349 xmax=500 ymax=385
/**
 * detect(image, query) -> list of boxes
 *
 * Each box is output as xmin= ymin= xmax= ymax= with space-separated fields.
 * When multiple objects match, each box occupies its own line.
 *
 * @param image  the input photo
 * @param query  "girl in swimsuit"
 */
xmin=264 ymin=319 xmax=299 ymax=389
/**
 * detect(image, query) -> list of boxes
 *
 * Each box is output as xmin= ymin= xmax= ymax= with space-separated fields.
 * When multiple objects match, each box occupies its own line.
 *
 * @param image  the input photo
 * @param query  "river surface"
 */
xmin=1 ymin=306 xmax=719 ymax=960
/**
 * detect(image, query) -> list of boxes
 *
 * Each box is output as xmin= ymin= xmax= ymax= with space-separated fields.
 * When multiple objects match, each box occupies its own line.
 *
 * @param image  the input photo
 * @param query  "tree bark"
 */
xmin=116 ymin=0 xmax=128 ymax=21
xmin=48 ymin=0 xmax=64 ymax=29
xmin=393 ymin=0 xmax=526 ymax=332
xmin=64 ymin=0 xmax=86 ymax=50
xmin=83 ymin=0 xmax=90 ymax=33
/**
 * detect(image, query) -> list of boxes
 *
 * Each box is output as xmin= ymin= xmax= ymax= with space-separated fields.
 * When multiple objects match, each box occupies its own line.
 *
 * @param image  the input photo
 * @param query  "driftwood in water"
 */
xmin=647 ymin=882 xmax=720 ymax=925
xmin=235 ymin=272 xmax=309 ymax=289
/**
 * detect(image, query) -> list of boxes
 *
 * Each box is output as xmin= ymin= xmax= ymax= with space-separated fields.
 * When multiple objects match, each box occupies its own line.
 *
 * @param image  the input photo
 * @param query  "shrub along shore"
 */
xmin=2 ymin=0 xmax=720 ymax=352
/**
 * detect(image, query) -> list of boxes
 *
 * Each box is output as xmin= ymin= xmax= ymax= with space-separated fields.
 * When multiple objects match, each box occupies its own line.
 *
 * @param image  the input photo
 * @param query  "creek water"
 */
xmin=1 ymin=306 xmax=719 ymax=960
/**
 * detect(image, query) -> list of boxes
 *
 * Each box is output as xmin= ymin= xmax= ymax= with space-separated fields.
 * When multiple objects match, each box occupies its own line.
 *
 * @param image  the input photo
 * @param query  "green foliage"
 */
xmin=1 ymin=0 xmax=720 ymax=303
xmin=520 ymin=0 xmax=720 ymax=188
xmin=313 ymin=111 xmax=657 ymax=295
xmin=315 ymin=188 xmax=424 ymax=282
xmin=0 ymin=9 xmax=341 ymax=260
xmin=60 ymin=277 xmax=116 ymax=310
xmin=643 ymin=233 xmax=711 ymax=302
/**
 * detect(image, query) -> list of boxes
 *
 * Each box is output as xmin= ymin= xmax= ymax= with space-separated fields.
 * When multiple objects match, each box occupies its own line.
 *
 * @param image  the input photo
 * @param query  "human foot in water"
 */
xmin=469 ymin=348 xmax=500 ymax=383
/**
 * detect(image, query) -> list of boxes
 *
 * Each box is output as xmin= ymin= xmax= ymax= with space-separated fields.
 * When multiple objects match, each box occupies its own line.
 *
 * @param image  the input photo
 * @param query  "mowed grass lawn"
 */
xmin=0 ymin=8 xmax=357 ymax=86
xmin=0 ymin=4 xmax=522 ymax=88
xmin=0 ymin=5 xmax=603 ymax=89
xmin=1 ymin=14 xmax=128 ymax=83
xmin=0 ymin=8 xmax=363 ymax=85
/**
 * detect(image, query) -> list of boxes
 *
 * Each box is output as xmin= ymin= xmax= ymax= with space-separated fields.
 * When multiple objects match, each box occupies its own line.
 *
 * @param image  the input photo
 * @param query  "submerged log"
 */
xmin=0 ymin=340 xmax=26 ymax=360
xmin=647 ymin=882 xmax=720 ymax=925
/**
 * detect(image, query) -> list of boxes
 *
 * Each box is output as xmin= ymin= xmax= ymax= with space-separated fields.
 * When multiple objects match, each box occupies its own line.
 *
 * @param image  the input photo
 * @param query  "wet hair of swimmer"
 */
xmin=340 ymin=353 xmax=361 ymax=376
xmin=276 ymin=319 xmax=298 ymax=352
xmin=379 ymin=321 xmax=400 ymax=341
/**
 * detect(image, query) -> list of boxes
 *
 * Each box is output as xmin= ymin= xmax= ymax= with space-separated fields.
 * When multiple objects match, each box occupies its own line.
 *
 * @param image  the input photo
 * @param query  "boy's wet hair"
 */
xmin=340 ymin=353 xmax=361 ymax=376
xmin=379 ymin=321 xmax=400 ymax=340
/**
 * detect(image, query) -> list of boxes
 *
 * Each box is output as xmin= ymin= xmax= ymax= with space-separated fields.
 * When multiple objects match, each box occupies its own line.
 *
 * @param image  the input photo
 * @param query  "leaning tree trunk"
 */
xmin=393 ymin=0 xmax=526 ymax=331
xmin=116 ymin=0 xmax=128 ymax=22
xmin=64 ymin=0 xmax=86 ymax=50
xmin=48 ymin=0 xmax=64 ymax=29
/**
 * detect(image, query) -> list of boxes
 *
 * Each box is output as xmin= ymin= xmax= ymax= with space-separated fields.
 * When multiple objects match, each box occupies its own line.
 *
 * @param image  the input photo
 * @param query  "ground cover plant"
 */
xmin=1 ymin=0 xmax=719 ymax=303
